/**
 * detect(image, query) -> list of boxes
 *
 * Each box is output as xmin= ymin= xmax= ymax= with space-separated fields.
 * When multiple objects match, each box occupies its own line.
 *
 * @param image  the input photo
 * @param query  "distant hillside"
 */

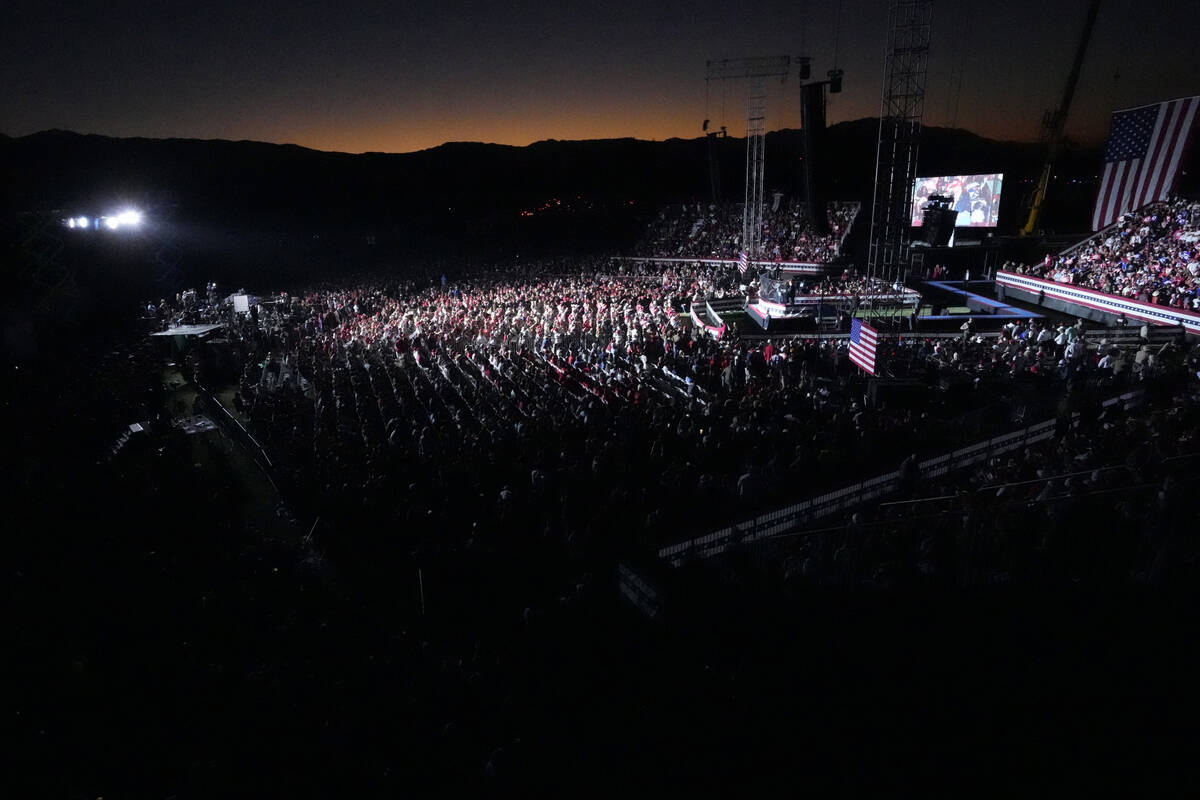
xmin=0 ymin=123 xmax=1103 ymax=234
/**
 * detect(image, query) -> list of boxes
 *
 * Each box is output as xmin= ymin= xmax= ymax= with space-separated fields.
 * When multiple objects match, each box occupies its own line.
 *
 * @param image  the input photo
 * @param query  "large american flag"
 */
xmin=737 ymin=250 xmax=749 ymax=276
xmin=848 ymin=318 xmax=878 ymax=375
xmin=1092 ymin=96 xmax=1199 ymax=231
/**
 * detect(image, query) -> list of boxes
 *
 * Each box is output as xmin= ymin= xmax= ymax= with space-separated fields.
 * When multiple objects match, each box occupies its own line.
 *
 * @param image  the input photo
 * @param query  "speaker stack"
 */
xmin=921 ymin=194 xmax=957 ymax=247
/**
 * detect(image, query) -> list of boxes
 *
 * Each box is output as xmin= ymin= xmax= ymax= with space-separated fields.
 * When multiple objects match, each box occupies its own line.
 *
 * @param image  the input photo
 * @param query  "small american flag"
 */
xmin=849 ymin=318 xmax=878 ymax=375
xmin=1092 ymin=96 xmax=1199 ymax=231
xmin=738 ymin=251 xmax=749 ymax=276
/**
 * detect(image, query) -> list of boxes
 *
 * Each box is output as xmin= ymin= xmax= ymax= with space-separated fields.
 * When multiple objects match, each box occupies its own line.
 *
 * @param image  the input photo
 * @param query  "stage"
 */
xmin=748 ymin=289 xmax=921 ymax=332
xmin=151 ymin=323 xmax=226 ymax=358
xmin=150 ymin=323 xmax=225 ymax=337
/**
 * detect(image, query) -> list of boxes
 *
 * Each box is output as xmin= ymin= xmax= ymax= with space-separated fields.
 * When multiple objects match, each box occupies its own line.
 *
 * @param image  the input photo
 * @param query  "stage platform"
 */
xmin=920 ymin=280 xmax=1043 ymax=322
xmin=151 ymin=323 xmax=225 ymax=337
xmin=748 ymin=290 xmax=921 ymax=332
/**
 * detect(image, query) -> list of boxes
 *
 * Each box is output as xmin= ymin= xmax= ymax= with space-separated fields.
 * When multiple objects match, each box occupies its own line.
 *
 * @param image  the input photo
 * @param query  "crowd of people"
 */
xmin=636 ymin=198 xmax=860 ymax=262
xmin=780 ymin=383 xmax=1200 ymax=591
xmin=884 ymin=315 xmax=1191 ymax=384
xmin=160 ymin=251 xmax=1191 ymax=571
xmin=228 ymin=263 xmax=902 ymax=550
xmin=1013 ymin=197 xmax=1200 ymax=311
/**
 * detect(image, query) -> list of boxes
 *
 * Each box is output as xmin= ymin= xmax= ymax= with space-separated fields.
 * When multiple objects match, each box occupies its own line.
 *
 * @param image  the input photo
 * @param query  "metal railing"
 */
xmin=658 ymin=388 xmax=1146 ymax=566
xmin=705 ymin=296 xmax=749 ymax=313
xmin=1055 ymin=213 xmax=1125 ymax=258
xmin=996 ymin=270 xmax=1200 ymax=336
xmin=736 ymin=329 xmax=1000 ymax=342
xmin=193 ymin=376 xmax=282 ymax=495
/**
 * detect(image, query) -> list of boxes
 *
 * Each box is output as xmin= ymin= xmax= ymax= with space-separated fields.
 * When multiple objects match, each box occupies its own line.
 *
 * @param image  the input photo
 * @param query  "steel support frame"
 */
xmin=706 ymin=56 xmax=791 ymax=266
xmin=743 ymin=79 xmax=768 ymax=262
xmin=868 ymin=0 xmax=931 ymax=281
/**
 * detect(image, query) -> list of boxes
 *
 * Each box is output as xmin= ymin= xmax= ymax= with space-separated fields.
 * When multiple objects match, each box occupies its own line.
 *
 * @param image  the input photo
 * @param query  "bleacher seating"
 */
xmin=1015 ymin=197 xmax=1200 ymax=312
xmin=636 ymin=199 xmax=860 ymax=262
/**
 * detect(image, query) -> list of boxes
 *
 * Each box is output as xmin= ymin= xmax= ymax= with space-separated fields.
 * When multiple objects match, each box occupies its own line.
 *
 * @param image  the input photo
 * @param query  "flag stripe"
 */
xmin=1104 ymin=160 xmax=1123 ymax=226
xmin=1133 ymin=100 xmax=1176 ymax=208
xmin=849 ymin=318 xmax=877 ymax=375
xmin=1093 ymin=96 xmax=1199 ymax=231
xmin=1154 ymin=99 xmax=1193 ymax=198
xmin=1145 ymin=99 xmax=1185 ymax=203
xmin=1159 ymin=98 xmax=1199 ymax=203
xmin=1092 ymin=161 xmax=1114 ymax=230
xmin=1122 ymin=159 xmax=1144 ymax=218
xmin=1149 ymin=98 xmax=1196 ymax=203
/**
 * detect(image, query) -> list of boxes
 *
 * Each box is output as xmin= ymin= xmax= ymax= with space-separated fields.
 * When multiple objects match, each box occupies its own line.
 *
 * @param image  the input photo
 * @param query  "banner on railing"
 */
xmin=997 ymin=270 xmax=1200 ymax=336
xmin=690 ymin=303 xmax=726 ymax=340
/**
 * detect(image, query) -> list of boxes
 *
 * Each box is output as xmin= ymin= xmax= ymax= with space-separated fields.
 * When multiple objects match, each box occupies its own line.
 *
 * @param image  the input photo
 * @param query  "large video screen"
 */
xmin=911 ymin=173 xmax=1003 ymax=227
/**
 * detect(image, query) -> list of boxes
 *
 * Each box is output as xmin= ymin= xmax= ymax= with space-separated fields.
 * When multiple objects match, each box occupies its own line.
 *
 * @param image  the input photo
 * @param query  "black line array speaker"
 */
xmin=922 ymin=207 xmax=957 ymax=246
xmin=800 ymin=83 xmax=829 ymax=236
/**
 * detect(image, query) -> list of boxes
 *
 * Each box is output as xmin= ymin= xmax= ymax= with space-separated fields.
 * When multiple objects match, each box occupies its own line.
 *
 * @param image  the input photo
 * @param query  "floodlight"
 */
xmin=117 ymin=210 xmax=142 ymax=226
xmin=78 ymin=217 xmax=89 ymax=227
xmin=68 ymin=218 xmax=76 ymax=228
xmin=104 ymin=216 xmax=119 ymax=229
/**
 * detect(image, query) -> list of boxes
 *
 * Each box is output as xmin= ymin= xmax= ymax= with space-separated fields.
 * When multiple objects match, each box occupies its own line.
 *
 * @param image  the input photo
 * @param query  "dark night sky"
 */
xmin=2 ymin=0 xmax=1196 ymax=154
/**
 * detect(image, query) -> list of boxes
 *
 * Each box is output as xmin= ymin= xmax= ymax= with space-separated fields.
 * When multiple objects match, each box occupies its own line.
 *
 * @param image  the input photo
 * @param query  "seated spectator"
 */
xmin=634 ymin=198 xmax=860 ymax=263
xmin=1014 ymin=197 xmax=1200 ymax=312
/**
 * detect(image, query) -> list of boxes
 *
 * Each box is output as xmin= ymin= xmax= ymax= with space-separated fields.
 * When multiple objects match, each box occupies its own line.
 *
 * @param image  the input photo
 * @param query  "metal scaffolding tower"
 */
xmin=744 ymin=84 xmax=768 ymax=260
xmin=706 ymin=56 xmax=791 ymax=263
xmin=867 ymin=1 xmax=931 ymax=280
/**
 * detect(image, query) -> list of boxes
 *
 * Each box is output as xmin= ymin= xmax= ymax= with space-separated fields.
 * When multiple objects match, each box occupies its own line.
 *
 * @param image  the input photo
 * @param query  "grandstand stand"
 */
xmin=636 ymin=199 xmax=860 ymax=262
xmin=1014 ymin=197 xmax=1200 ymax=311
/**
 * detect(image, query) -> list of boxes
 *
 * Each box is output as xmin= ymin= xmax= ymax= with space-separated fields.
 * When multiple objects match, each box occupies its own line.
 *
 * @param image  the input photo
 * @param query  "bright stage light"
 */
xmin=67 ymin=210 xmax=141 ymax=231
xmin=98 ymin=209 xmax=143 ymax=229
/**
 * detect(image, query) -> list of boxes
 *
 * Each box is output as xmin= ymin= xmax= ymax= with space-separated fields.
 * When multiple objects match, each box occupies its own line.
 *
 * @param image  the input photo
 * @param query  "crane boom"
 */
xmin=1022 ymin=0 xmax=1102 ymax=237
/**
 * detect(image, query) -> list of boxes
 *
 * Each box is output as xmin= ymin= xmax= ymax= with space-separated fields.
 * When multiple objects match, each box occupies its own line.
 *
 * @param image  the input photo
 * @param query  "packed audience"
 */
xmin=1014 ymin=197 xmax=1200 ymax=311
xmin=637 ymin=199 xmax=860 ymax=262
xmin=136 ymin=245 xmax=1199 ymax=588
xmin=884 ymin=315 xmax=1188 ymax=384
xmin=782 ymin=382 xmax=1200 ymax=591
xmin=135 ymin=258 xmax=1173 ymax=562
xmin=229 ymin=264 xmax=890 ymax=546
